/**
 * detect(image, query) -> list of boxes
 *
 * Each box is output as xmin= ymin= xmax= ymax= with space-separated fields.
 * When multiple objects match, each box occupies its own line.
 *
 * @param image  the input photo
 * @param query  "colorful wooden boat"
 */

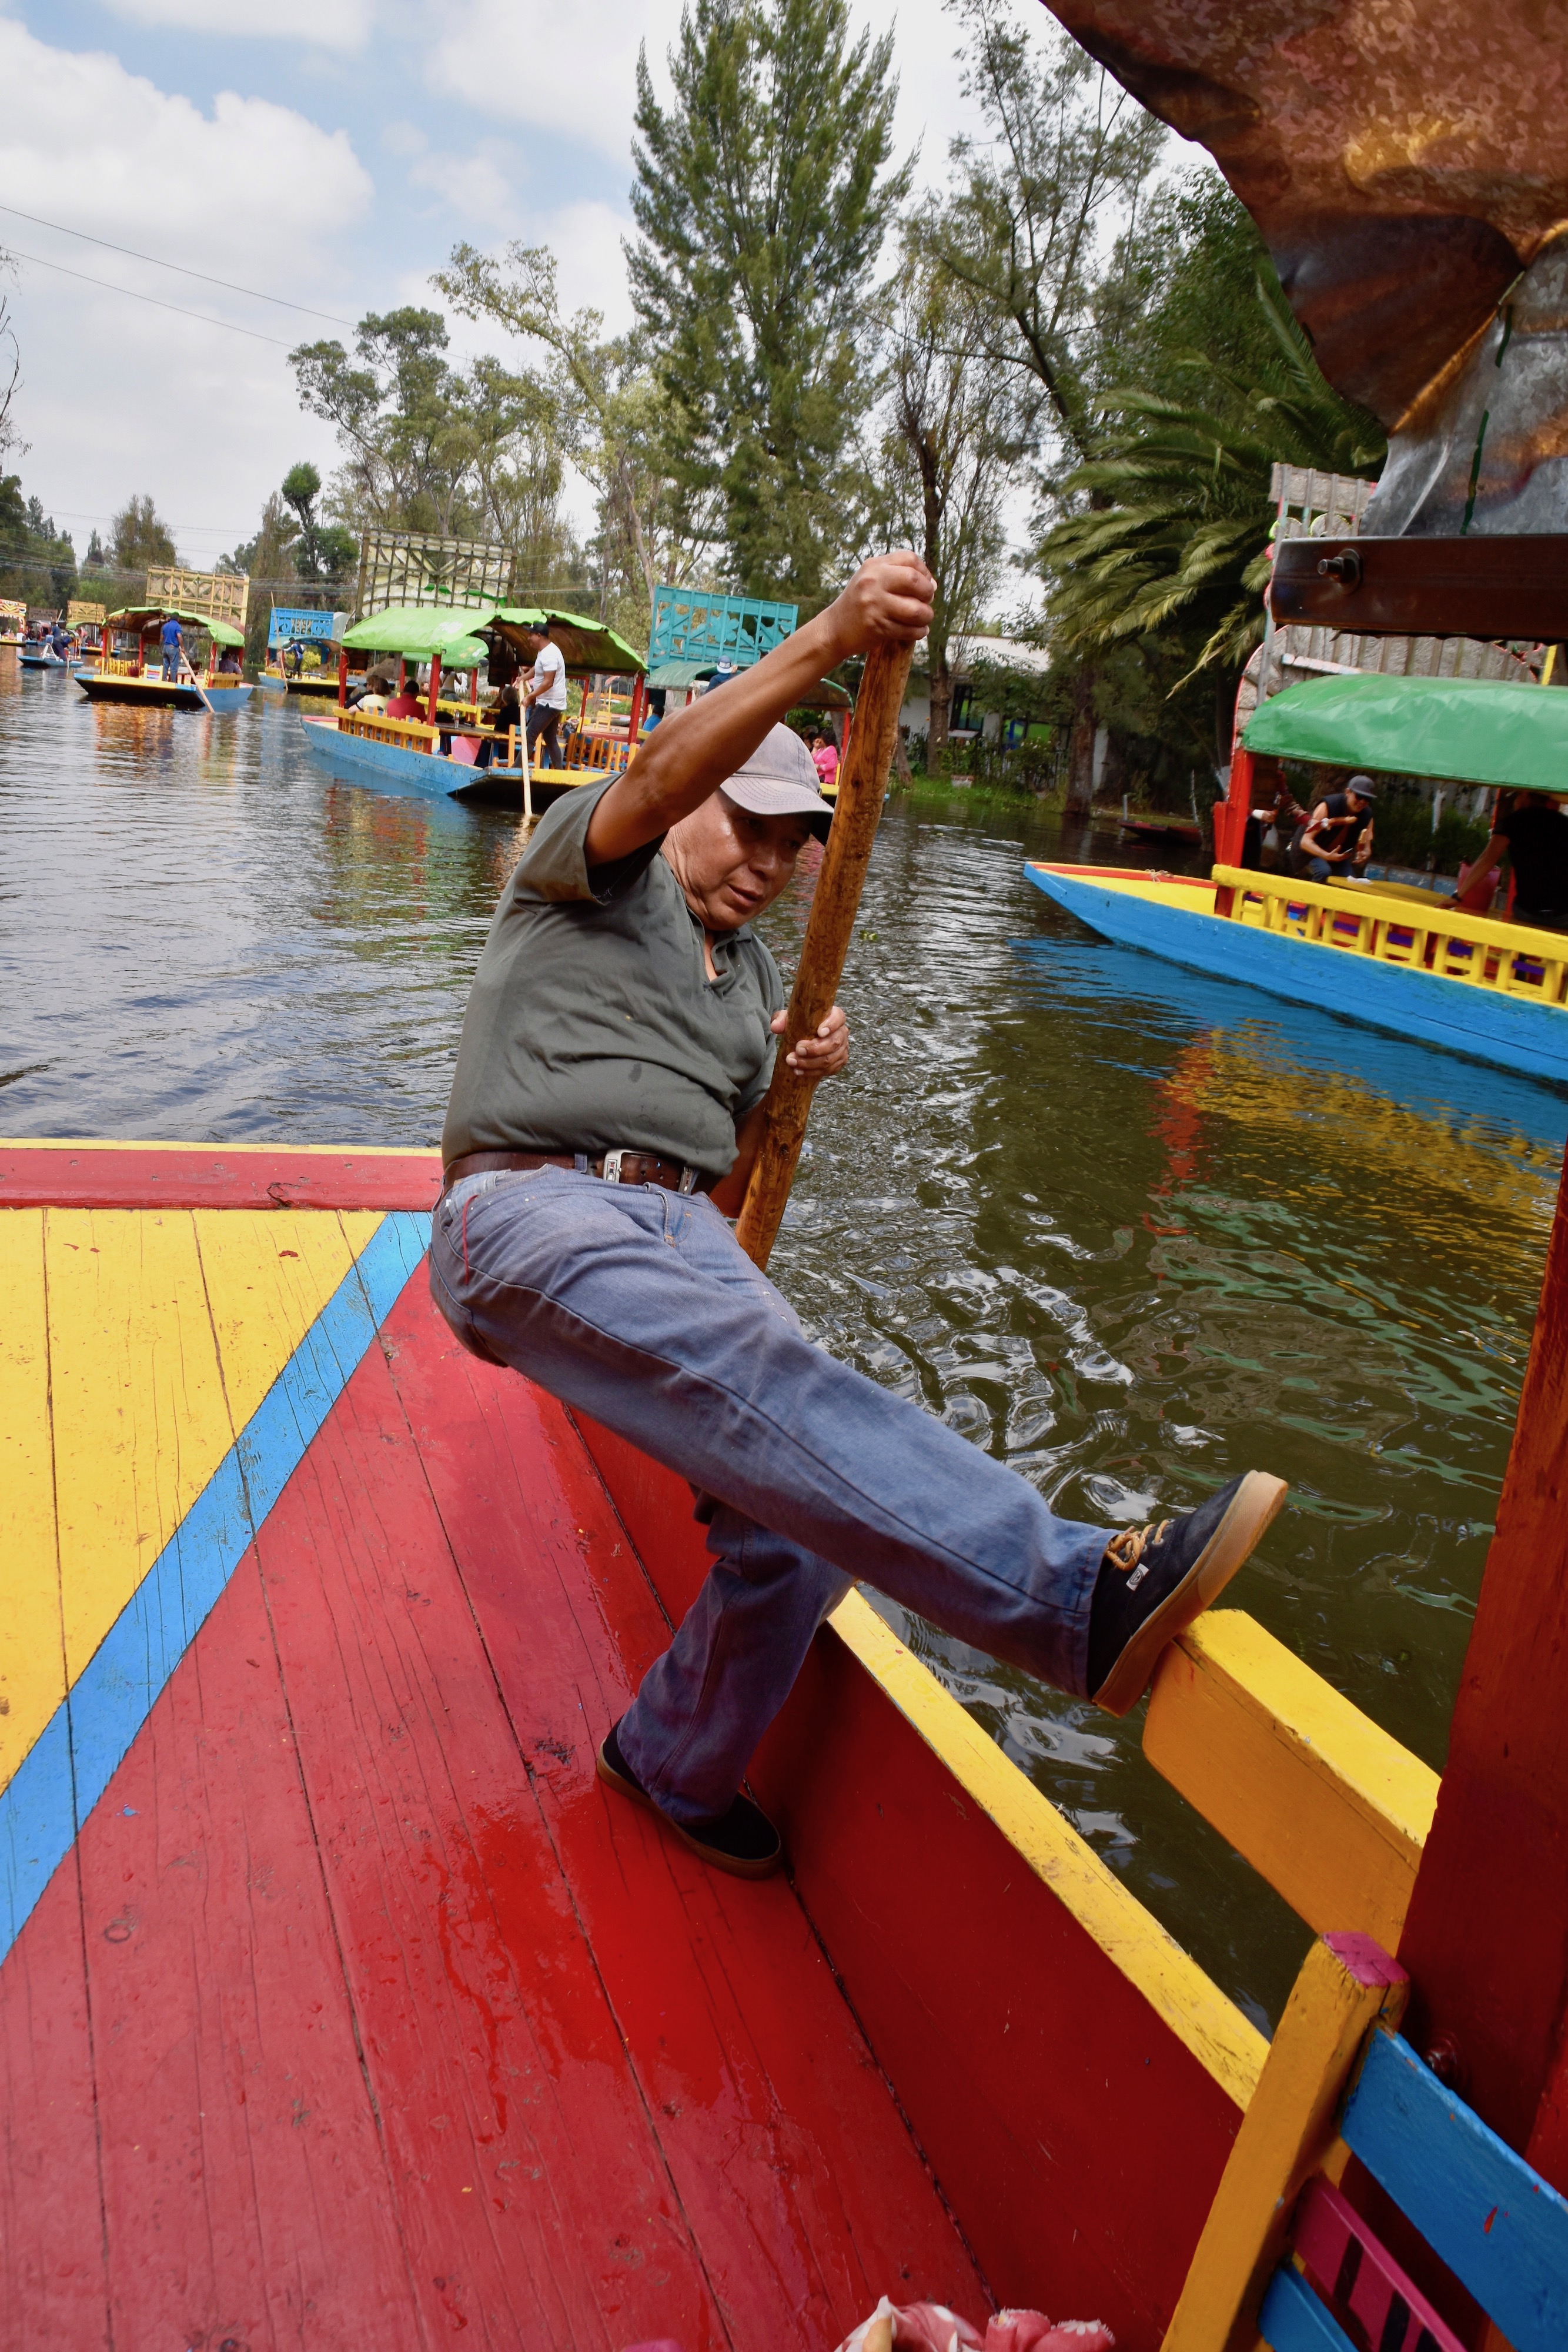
xmin=2 ymin=1127 xmax=1563 ymax=2348
xmin=76 ymin=604 xmax=253 ymax=712
xmin=1029 ymin=676 xmax=1568 ymax=1086
xmin=303 ymin=603 xmax=647 ymax=808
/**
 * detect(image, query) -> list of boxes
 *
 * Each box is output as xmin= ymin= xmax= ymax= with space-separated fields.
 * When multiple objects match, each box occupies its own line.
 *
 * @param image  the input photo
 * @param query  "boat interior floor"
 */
xmin=1 ymin=1173 xmax=984 ymax=2351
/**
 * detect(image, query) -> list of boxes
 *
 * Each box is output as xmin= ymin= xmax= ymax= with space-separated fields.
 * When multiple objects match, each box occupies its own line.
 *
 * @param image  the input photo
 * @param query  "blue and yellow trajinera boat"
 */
xmin=75 ymin=605 xmax=253 ymax=712
xmin=299 ymin=603 xmax=647 ymax=809
xmin=1028 ymin=675 xmax=1568 ymax=1087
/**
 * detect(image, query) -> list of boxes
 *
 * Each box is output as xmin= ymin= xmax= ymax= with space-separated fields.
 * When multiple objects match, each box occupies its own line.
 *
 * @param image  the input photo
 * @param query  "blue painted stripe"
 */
xmin=1024 ymin=867 xmax=1568 ymax=1087
xmin=1259 ymin=2265 xmax=1357 ymax=2352
xmin=0 ymin=1211 xmax=430 ymax=1969
xmin=1343 ymin=2029 xmax=1568 ymax=2352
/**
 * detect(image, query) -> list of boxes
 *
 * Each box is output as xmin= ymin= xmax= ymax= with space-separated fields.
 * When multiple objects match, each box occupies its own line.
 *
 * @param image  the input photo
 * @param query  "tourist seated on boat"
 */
xmin=810 ymin=729 xmax=840 ymax=790
xmin=474 ymin=679 xmax=522 ymax=769
xmin=519 ymin=624 xmax=567 ymax=769
xmin=385 ymin=671 xmax=428 ymax=723
xmin=216 ymin=645 xmax=242 ymax=676
xmin=160 ymin=614 xmax=185 ymax=681
xmin=1453 ymin=787 xmax=1568 ymax=930
xmin=430 ymin=549 xmax=1288 ymax=1882
xmin=1242 ymin=763 xmax=1310 ymax=870
xmin=1292 ymin=774 xmax=1375 ymax=880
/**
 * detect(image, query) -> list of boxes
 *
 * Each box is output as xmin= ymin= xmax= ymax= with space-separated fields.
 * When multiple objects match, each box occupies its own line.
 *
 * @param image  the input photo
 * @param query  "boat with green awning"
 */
xmin=75 ymin=606 xmax=253 ymax=712
xmin=1026 ymin=673 xmax=1568 ymax=1085
xmin=298 ymin=602 xmax=647 ymax=808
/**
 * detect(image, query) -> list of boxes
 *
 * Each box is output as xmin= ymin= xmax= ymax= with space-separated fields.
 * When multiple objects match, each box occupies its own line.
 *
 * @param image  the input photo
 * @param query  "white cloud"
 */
xmin=407 ymin=150 xmax=517 ymax=228
xmin=0 ymin=19 xmax=372 ymax=566
xmin=424 ymin=0 xmax=685 ymax=160
xmin=0 ymin=21 xmax=372 ymax=278
xmin=95 ymin=0 xmax=374 ymax=50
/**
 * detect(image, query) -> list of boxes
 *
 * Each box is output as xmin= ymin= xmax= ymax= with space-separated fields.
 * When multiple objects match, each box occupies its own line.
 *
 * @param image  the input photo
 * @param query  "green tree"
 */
xmin=289 ymin=305 xmax=579 ymax=589
xmin=1042 ymin=236 xmax=1385 ymax=761
xmin=913 ymin=0 xmax=1168 ymax=466
xmin=874 ymin=227 xmax=1033 ymax=770
xmin=435 ymin=240 xmax=717 ymax=644
xmin=280 ymin=462 xmax=357 ymax=586
xmin=628 ymin=0 xmax=911 ymax=605
xmin=111 ymin=494 xmax=177 ymax=576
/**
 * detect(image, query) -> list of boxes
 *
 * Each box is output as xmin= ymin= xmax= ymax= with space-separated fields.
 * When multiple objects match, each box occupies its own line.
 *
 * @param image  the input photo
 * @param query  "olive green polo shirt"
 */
xmin=441 ymin=774 xmax=784 ymax=1177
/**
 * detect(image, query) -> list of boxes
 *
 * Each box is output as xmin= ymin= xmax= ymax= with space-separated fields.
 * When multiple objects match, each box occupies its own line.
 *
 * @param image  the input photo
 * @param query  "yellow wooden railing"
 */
xmin=1215 ymin=863 xmax=1568 ymax=1008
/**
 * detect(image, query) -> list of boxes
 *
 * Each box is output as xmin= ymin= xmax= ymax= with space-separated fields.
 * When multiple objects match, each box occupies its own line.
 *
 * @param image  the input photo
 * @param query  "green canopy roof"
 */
xmin=108 ymin=604 xmax=245 ymax=647
xmin=340 ymin=604 xmax=488 ymax=663
xmin=343 ymin=602 xmax=645 ymax=677
xmin=1243 ymin=672 xmax=1568 ymax=793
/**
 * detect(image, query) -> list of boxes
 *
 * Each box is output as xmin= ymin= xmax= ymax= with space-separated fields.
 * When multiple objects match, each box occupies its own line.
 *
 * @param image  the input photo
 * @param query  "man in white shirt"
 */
xmin=519 ymin=624 xmax=568 ymax=769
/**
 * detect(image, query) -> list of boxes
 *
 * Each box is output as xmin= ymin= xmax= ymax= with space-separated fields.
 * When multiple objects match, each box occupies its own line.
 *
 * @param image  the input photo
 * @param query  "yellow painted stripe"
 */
xmin=827 ymin=1590 xmax=1268 ymax=2109
xmin=0 ymin=1212 xmax=64 ymax=1799
xmin=46 ymin=1208 xmax=238 ymax=1686
xmin=195 ymin=1208 xmax=382 ymax=1434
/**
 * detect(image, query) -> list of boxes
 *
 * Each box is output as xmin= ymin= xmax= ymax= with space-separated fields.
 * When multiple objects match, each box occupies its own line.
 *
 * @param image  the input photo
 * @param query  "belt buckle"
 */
xmin=678 ymin=1166 xmax=697 ymax=1194
xmin=601 ymin=1149 xmax=626 ymax=1184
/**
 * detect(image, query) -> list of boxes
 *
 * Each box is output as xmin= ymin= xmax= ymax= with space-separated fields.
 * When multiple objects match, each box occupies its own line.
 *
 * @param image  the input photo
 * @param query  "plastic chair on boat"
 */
xmin=1161 ymin=1932 xmax=1568 ymax=2352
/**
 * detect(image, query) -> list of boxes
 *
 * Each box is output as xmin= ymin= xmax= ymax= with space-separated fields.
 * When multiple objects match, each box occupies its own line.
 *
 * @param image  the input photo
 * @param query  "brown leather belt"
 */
xmin=442 ymin=1148 xmax=714 ymax=1197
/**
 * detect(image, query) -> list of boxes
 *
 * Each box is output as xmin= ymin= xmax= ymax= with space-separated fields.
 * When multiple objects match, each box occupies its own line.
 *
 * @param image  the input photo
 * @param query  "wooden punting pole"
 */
xmin=734 ymin=640 xmax=912 ymax=1270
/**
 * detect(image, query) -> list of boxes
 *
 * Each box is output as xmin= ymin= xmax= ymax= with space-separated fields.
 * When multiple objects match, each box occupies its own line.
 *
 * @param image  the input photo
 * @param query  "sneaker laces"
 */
xmin=1104 ymin=1519 xmax=1171 ymax=1577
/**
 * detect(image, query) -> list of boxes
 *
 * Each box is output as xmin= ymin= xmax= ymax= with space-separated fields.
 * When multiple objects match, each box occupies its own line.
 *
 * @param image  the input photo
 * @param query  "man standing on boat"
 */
xmin=160 ymin=613 xmax=185 ymax=683
xmin=518 ymin=622 xmax=567 ymax=769
xmin=430 ymin=553 xmax=1288 ymax=1879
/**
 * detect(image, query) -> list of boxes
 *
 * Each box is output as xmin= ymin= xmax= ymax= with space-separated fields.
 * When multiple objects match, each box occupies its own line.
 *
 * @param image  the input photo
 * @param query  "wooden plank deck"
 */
xmin=0 ymin=1156 xmax=985 ymax=2350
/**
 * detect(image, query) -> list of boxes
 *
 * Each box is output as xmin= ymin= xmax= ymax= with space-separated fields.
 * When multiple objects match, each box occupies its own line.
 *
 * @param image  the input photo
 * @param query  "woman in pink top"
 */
xmin=811 ymin=731 xmax=840 ymax=790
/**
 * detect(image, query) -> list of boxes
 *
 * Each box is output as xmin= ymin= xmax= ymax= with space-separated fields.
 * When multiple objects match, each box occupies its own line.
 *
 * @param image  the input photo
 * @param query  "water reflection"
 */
xmin=2 ymin=686 xmax=1562 ymax=2031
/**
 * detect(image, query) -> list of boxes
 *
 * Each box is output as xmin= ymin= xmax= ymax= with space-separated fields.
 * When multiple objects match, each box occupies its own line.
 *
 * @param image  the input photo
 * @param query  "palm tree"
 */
xmin=1044 ymin=276 xmax=1384 ymax=689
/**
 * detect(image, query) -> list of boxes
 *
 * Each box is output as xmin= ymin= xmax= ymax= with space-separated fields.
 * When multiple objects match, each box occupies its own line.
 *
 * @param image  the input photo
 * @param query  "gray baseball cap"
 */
xmin=721 ymin=723 xmax=832 ymax=836
xmin=1345 ymin=773 xmax=1378 ymax=801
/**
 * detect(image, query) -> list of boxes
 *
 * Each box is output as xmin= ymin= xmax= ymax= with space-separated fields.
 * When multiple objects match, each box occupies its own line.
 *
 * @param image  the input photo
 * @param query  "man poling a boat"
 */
xmin=429 ymin=551 xmax=1289 ymax=1879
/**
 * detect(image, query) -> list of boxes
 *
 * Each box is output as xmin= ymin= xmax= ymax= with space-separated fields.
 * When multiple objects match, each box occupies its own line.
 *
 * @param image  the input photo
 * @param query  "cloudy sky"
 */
xmin=0 ymin=0 xmax=1052 ymax=568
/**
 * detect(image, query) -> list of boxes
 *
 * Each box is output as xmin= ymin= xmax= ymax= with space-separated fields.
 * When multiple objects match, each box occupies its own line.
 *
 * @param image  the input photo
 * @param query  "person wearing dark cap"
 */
xmin=1295 ymin=774 xmax=1376 ymax=880
xmin=429 ymin=552 xmax=1287 ymax=1880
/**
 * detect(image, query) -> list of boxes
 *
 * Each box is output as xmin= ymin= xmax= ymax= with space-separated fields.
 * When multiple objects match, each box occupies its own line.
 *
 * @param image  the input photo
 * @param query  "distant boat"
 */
xmin=74 ymin=600 xmax=253 ymax=711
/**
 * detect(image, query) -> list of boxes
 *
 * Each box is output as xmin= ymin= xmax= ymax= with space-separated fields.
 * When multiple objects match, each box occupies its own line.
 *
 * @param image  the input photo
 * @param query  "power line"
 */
xmin=7 ymin=248 xmax=296 ymax=346
xmin=0 ymin=202 xmax=356 ymax=328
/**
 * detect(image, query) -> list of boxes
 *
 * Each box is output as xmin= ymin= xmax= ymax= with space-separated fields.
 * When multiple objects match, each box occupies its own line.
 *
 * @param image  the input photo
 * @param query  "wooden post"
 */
xmin=337 ymin=648 xmax=349 ymax=708
xmin=734 ymin=640 xmax=913 ymax=1271
xmin=520 ymin=715 xmax=534 ymax=823
xmin=1396 ymin=1146 xmax=1568 ymax=2186
xmin=628 ymin=674 xmax=646 ymax=744
xmin=426 ymin=653 xmax=442 ymax=726
xmin=1161 ymin=1935 xmax=1407 ymax=2352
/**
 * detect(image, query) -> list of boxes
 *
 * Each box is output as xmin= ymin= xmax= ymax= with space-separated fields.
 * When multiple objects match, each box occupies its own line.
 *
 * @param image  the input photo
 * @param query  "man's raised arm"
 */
xmin=584 ymin=552 xmax=935 ymax=866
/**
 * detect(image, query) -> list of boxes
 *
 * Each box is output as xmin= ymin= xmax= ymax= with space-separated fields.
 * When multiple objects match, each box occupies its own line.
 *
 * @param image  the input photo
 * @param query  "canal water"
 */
xmin=5 ymin=663 xmax=1564 ymax=2032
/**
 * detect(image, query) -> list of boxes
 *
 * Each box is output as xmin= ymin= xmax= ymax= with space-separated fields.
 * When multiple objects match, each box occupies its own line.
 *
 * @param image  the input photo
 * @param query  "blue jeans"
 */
xmin=429 ymin=1169 xmax=1106 ymax=1823
xmin=162 ymin=649 xmax=179 ymax=680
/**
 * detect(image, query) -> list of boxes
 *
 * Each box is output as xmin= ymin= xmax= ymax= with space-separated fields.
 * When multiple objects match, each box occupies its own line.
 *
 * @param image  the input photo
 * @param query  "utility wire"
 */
xmin=0 ymin=202 xmax=356 ymax=327
xmin=6 ymin=248 xmax=295 ymax=346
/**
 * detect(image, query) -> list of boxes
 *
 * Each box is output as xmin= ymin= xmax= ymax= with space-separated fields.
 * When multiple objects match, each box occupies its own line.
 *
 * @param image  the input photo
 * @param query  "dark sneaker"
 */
xmin=596 ymin=1720 xmax=783 ymax=1880
xmin=1087 ymin=1471 xmax=1288 ymax=1717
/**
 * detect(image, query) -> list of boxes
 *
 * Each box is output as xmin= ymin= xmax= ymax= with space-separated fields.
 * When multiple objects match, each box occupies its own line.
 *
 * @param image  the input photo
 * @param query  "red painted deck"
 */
xmin=1 ymin=1231 xmax=984 ymax=2350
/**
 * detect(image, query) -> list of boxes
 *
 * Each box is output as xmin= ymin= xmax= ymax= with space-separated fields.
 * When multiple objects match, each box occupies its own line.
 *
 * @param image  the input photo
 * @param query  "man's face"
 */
xmin=1348 ymin=791 xmax=1369 ymax=814
xmin=665 ymin=791 xmax=814 ymax=931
